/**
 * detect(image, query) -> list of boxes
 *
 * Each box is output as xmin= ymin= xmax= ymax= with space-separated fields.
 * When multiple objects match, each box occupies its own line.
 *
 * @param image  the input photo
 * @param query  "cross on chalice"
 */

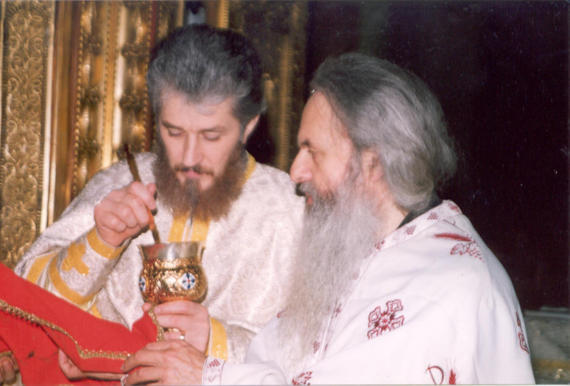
xmin=138 ymin=241 xmax=208 ymax=304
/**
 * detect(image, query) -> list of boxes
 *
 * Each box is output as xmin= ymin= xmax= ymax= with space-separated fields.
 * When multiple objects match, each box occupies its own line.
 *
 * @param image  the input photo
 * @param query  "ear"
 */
xmin=243 ymin=115 xmax=260 ymax=142
xmin=360 ymin=149 xmax=383 ymax=184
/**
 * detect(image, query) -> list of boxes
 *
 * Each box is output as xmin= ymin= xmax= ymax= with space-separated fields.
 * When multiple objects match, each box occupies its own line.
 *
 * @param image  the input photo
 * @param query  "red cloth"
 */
xmin=0 ymin=263 xmax=158 ymax=384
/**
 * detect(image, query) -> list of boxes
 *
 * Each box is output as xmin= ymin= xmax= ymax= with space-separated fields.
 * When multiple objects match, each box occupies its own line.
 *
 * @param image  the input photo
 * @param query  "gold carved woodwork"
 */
xmin=0 ymin=0 xmax=182 ymax=267
xmin=207 ymin=0 xmax=307 ymax=170
xmin=70 ymin=1 xmax=168 ymax=199
xmin=62 ymin=1 xmax=182 ymax=216
xmin=0 ymin=0 xmax=55 ymax=268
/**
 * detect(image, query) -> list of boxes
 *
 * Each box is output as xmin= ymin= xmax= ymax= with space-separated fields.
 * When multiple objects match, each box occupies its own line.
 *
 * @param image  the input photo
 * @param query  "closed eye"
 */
xmin=166 ymin=127 xmax=184 ymax=137
xmin=202 ymin=130 xmax=221 ymax=141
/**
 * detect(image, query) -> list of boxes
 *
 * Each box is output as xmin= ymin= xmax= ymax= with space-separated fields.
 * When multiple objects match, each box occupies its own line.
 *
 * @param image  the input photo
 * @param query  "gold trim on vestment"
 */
xmin=48 ymin=257 xmax=95 ymax=307
xmin=61 ymin=242 xmax=89 ymax=276
xmin=190 ymin=220 xmax=209 ymax=244
xmin=0 ymin=299 xmax=131 ymax=360
xmin=208 ymin=317 xmax=228 ymax=360
xmin=26 ymin=253 xmax=55 ymax=284
xmin=243 ymin=153 xmax=257 ymax=184
xmin=89 ymin=304 xmax=102 ymax=319
xmin=168 ymin=214 xmax=189 ymax=243
xmin=87 ymin=228 xmax=124 ymax=260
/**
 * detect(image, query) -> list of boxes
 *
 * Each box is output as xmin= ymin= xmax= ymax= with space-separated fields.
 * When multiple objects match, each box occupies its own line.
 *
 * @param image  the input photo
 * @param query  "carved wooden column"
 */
xmin=0 ymin=0 xmax=56 ymax=268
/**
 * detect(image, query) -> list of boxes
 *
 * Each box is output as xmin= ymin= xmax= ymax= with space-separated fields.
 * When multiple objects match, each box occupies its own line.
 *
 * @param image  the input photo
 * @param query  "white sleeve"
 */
xmin=203 ymin=357 xmax=287 ymax=385
xmin=203 ymin=317 xmax=289 ymax=385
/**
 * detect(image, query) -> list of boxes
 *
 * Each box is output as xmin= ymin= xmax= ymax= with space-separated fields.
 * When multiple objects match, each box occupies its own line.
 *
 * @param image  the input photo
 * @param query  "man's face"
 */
xmin=290 ymin=92 xmax=354 ymax=206
xmin=158 ymin=89 xmax=253 ymax=192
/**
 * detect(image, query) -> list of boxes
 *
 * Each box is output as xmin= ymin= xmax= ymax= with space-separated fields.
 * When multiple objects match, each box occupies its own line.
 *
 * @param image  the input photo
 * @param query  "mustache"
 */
xmin=173 ymin=164 xmax=214 ymax=176
xmin=295 ymin=183 xmax=306 ymax=197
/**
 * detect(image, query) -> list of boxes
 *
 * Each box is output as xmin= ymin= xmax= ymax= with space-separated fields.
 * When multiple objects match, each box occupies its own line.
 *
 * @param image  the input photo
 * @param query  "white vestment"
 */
xmin=14 ymin=153 xmax=304 ymax=362
xmin=203 ymin=200 xmax=535 ymax=384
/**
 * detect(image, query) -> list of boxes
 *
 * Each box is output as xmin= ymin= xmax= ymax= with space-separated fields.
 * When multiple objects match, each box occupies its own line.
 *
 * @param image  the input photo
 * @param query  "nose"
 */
xmin=182 ymin=133 xmax=202 ymax=166
xmin=289 ymin=151 xmax=312 ymax=184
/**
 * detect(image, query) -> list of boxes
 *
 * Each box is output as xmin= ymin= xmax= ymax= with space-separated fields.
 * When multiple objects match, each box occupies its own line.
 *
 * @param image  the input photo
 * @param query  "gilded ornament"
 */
xmin=139 ymin=242 xmax=208 ymax=304
xmin=0 ymin=0 xmax=53 ymax=267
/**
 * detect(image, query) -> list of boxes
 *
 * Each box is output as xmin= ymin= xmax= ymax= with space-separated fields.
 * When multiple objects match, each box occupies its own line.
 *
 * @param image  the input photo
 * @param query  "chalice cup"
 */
xmin=139 ymin=241 xmax=207 ymax=304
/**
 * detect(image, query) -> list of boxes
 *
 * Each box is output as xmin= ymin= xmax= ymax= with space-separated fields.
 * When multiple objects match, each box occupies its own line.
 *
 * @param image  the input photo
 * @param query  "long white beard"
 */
xmin=278 ymin=175 xmax=385 ymax=375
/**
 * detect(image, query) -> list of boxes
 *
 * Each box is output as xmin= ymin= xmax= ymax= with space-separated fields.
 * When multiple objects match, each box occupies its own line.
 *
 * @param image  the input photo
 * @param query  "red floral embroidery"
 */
xmin=447 ymin=202 xmax=460 ymax=213
xmin=428 ymin=212 xmax=439 ymax=220
xmin=405 ymin=225 xmax=416 ymax=235
xmin=426 ymin=365 xmax=457 ymax=384
xmin=207 ymin=358 xmax=221 ymax=368
xmin=449 ymin=369 xmax=457 ymax=384
xmin=292 ymin=371 xmax=312 ymax=385
xmin=435 ymin=233 xmax=482 ymax=261
xmin=450 ymin=241 xmax=482 ymax=261
xmin=203 ymin=357 xmax=225 ymax=384
xmin=516 ymin=312 xmax=530 ymax=353
xmin=367 ymin=299 xmax=405 ymax=339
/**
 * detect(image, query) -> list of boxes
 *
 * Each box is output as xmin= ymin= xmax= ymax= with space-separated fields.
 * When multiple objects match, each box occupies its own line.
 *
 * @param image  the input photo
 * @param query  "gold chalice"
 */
xmin=138 ymin=241 xmax=207 ymax=304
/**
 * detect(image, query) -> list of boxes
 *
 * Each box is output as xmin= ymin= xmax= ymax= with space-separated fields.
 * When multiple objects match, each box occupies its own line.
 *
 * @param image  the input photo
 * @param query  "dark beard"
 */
xmin=153 ymin=138 xmax=248 ymax=221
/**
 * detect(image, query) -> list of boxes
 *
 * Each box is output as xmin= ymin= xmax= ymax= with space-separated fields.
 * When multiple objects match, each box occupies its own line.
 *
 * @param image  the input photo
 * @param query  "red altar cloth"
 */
xmin=0 ymin=263 xmax=159 ymax=384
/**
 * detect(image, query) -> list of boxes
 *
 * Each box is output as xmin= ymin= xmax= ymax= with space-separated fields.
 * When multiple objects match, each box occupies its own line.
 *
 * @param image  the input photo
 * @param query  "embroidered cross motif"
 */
xmin=367 ymin=299 xmax=405 ymax=339
xmin=292 ymin=371 xmax=313 ymax=385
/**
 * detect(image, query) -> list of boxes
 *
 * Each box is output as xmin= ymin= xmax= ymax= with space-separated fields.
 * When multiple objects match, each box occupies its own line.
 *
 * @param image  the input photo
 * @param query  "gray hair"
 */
xmin=147 ymin=24 xmax=265 ymax=128
xmin=311 ymin=53 xmax=457 ymax=212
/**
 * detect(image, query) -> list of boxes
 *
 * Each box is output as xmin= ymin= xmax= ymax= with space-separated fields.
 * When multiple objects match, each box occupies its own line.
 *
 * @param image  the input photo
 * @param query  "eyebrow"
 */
xmin=161 ymin=120 xmax=182 ymax=130
xmin=161 ymin=120 xmax=226 ymax=133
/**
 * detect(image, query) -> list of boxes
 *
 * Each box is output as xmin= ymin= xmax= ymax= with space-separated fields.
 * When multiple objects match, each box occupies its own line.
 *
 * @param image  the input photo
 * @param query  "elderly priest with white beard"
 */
xmin=77 ymin=53 xmax=535 ymax=384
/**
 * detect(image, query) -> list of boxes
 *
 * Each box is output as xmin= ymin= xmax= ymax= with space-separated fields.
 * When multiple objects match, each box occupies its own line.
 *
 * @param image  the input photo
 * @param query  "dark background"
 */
xmin=302 ymin=1 xmax=568 ymax=310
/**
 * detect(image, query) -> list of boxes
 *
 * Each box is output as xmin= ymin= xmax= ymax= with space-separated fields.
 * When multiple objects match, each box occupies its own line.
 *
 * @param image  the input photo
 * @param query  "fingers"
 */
xmin=122 ymin=341 xmax=184 ymax=372
xmin=142 ymin=302 xmax=153 ymax=313
xmin=153 ymin=301 xmax=208 ymax=332
xmin=121 ymin=341 xmax=204 ymax=385
xmin=0 ymin=356 xmax=16 ymax=383
xmin=164 ymin=328 xmax=186 ymax=341
xmin=58 ymin=349 xmax=84 ymax=380
xmin=153 ymin=300 xmax=206 ymax=316
xmin=152 ymin=301 xmax=210 ymax=352
xmin=94 ymin=182 xmax=157 ymax=247
xmin=124 ymin=366 xmax=163 ymax=385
